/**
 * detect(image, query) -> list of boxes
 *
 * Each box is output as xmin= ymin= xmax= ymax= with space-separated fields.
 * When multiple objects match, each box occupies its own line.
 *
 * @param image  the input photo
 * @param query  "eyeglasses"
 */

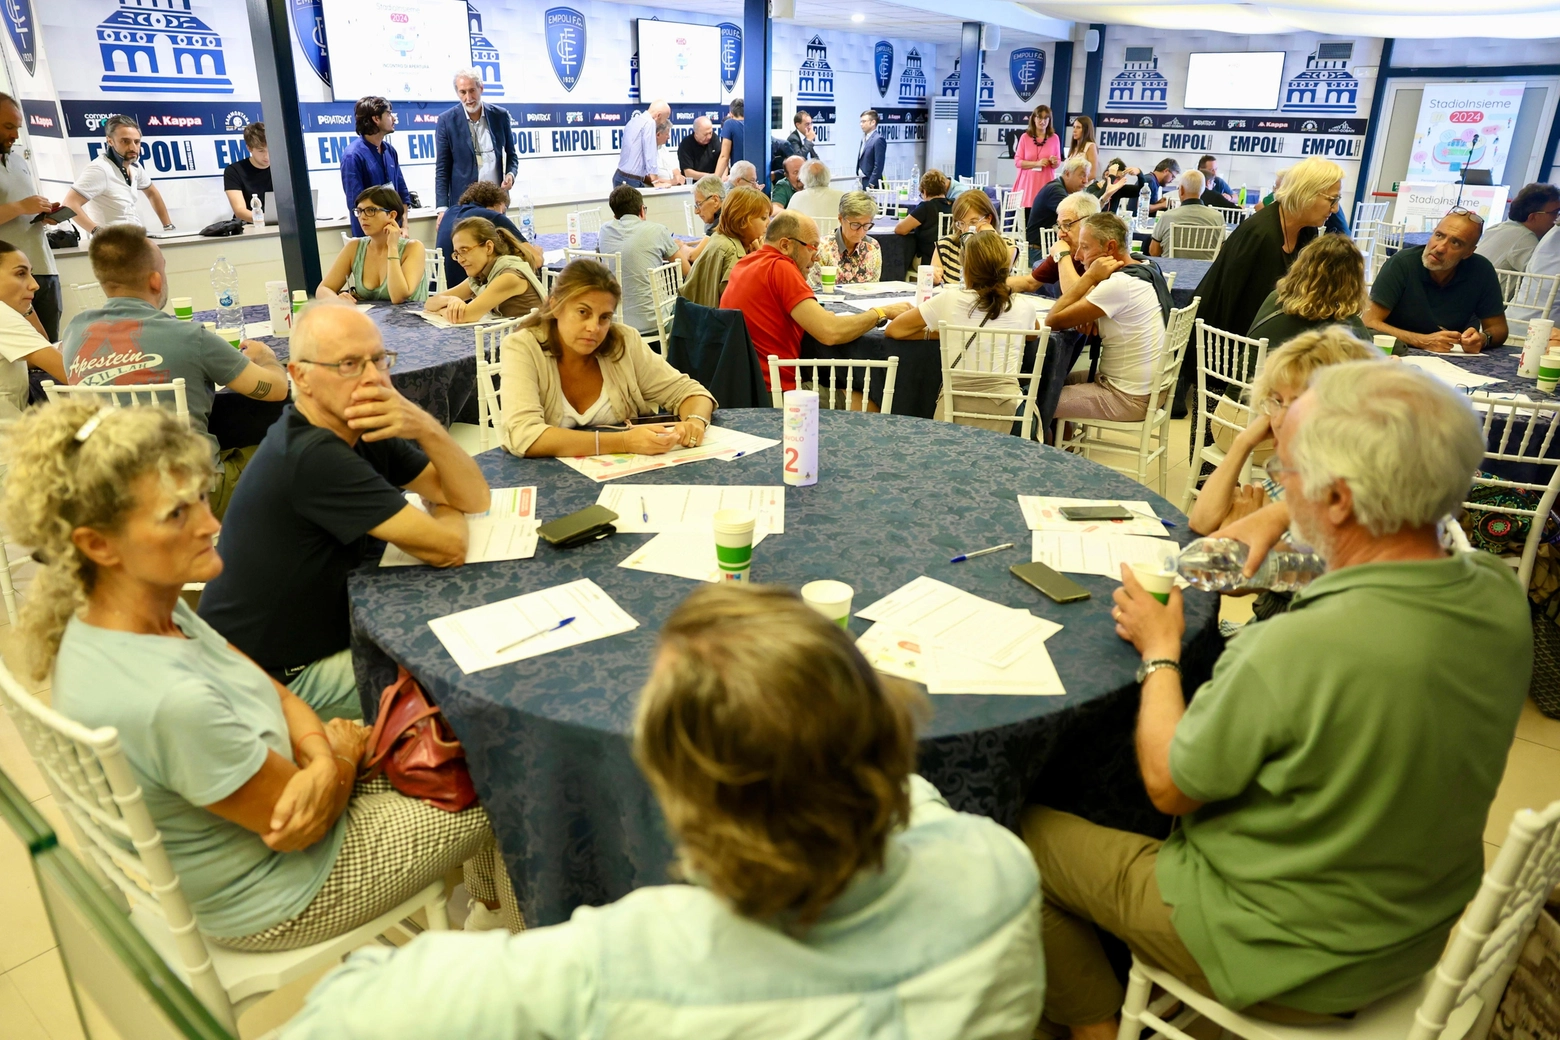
xmin=353 ymin=206 xmax=390 ymax=218
xmin=1263 ymin=457 xmax=1297 ymax=482
xmin=1319 ymin=193 xmax=1342 ymax=207
xmin=786 ymin=237 xmax=820 ymax=254
xmin=1447 ymin=206 xmax=1486 ymax=224
xmin=295 ymin=352 xmax=397 ymax=377
xmin=451 ymin=245 xmax=486 ymax=260
xmin=843 ymin=219 xmax=874 ymax=232
xmin=1057 ymin=216 xmax=1083 ymax=232
xmin=1257 ymin=394 xmax=1292 ymax=418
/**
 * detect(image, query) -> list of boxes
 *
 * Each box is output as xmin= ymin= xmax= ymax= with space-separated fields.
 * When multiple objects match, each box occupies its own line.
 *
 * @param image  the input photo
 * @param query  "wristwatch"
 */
xmin=1136 ymin=657 xmax=1182 ymax=683
xmin=872 ymin=307 xmax=887 ymax=324
xmin=162 ymin=223 xmax=176 ymax=231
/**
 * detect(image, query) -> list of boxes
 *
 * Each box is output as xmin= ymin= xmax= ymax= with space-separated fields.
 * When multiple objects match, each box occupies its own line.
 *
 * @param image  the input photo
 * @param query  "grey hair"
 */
xmin=1080 ymin=212 xmax=1128 ymax=252
xmin=838 ymin=190 xmax=876 ymax=220
xmin=800 ymin=161 xmax=831 ymax=190
xmin=1179 ymin=169 xmax=1206 ymax=196
xmin=104 ymin=114 xmax=139 ymax=136
xmin=694 ymin=174 xmax=726 ymax=202
xmin=1058 ymin=155 xmax=1090 ymax=181
xmin=731 ymin=160 xmax=757 ymax=182
xmin=655 ymin=119 xmax=672 ymax=135
xmin=453 ymin=68 xmax=483 ymax=89
xmin=1290 ymin=362 xmax=1485 ymax=537
xmin=1057 ymin=191 xmax=1100 ymax=222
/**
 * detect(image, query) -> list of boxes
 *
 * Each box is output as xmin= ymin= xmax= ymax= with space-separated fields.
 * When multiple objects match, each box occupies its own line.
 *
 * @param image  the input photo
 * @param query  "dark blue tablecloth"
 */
xmin=206 ymin=302 xmax=480 ymax=450
xmin=345 ymin=409 xmax=1221 ymax=926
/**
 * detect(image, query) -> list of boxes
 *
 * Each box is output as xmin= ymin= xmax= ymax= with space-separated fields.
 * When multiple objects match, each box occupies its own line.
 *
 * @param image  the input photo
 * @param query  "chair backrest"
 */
xmin=1352 ymin=199 xmax=1388 ymax=232
xmin=0 ymin=658 xmax=234 ymax=1029
xmin=814 ymin=215 xmax=840 ymax=243
xmin=1003 ymin=231 xmax=1029 ymax=276
xmin=1164 ymin=270 xmax=1177 ymax=291
xmin=1190 ymin=318 xmax=1269 ymax=478
xmin=70 ymin=281 xmax=107 ymax=314
xmin=1166 ymin=222 xmax=1225 ymax=260
xmin=573 ymin=207 xmax=603 ymax=234
xmin=683 ymin=199 xmax=700 ymax=237
xmin=1368 ymin=221 xmax=1404 ymax=284
xmin=647 ymin=261 xmax=683 ymax=354
xmin=1219 ymin=208 xmax=1247 ymax=230
xmin=938 ymin=211 xmax=954 ymax=238
xmin=43 ymin=378 xmax=191 ymax=425
xmin=1464 ymin=393 xmax=1560 ymax=590
xmin=767 ymin=356 xmax=901 ymax=414
xmin=474 ymin=313 xmax=531 ymax=451
xmin=868 ymin=188 xmax=899 ymax=216
xmin=1405 ymin=798 xmax=1560 ymax=1040
xmin=884 ymin=178 xmax=913 ymax=195
xmin=1033 ymin=226 xmax=1059 ymax=257
xmin=424 ymin=247 xmax=447 ymax=295
xmin=1496 ymin=268 xmax=1560 ymax=340
xmin=563 ymin=249 xmax=622 ymax=280
xmin=935 ymin=321 xmax=1049 ymax=440
xmin=1000 ymin=190 xmax=1024 ymax=234
xmin=1153 ymin=299 xmax=1202 ymax=406
xmin=971 ymin=171 xmax=991 ymax=187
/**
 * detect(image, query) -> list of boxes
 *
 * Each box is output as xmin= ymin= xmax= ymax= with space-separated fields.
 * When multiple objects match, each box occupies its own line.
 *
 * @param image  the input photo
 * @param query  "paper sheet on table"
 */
xmin=542 ymin=249 xmax=566 ymax=264
xmin=1399 ymin=355 xmax=1506 ymax=388
xmin=857 ymin=622 xmax=1066 ymax=696
xmin=597 ymin=484 xmax=785 ymax=534
xmin=242 ymin=321 xmax=273 ymax=338
xmin=428 ymin=578 xmax=637 ymax=674
xmin=835 ymin=281 xmax=914 ymax=296
xmin=413 ymin=310 xmax=510 ymax=330
xmin=555 ymin=425 xmax=779 ymax=482
xmin=1032 ymin=531 xmax=1181 ymax=579
xmin=618 ymin=531 xmax=769 ymax=582
xmin=381 ymin=487 xmax=539 ymax=566
xmin=356 ymin=303 xmax=375 ymax=313
xmin=855 ymin=575 xmax=1053 ymax=668
xmin=1018 ymin=496 xmax=1169 ymax=538
xmin=833 ymin=292 xmax=919 ymax=311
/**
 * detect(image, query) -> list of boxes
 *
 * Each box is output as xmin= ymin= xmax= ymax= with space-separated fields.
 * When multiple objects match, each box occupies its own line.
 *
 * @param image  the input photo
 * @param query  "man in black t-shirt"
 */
xmin=1365 ymin=210 xmax=1509 ymax=353
xmin=198 ymin=306 xmax=492 ymax=719
xmin=223 ymin=123 xmax=273 ymax=223
xmin=678 ymin=117 xmax=722 ymax=180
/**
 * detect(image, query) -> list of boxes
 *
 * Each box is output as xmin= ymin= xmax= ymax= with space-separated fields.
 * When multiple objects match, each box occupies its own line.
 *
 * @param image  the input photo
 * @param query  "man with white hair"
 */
xmin=1010 ymin=190 xmax=1099 ymax=294
xmin=651 ymin=121 xmax=684 ymax=187
xmin=787 ymin=161 xmax=845 ymax=220
xmin=434 ymin=69 xmax=517 ymax=208
xmin=1024 ymin=362 xmax=1530 ymax=1037
xmin=678 ymin=116 xmax=721 ymax=180
xmin=1364 ymin=209 xmax=1508 ymax=353
xmin=1028 ymin=156 xmax=1090 ymax=246
xmin=728 ymin=160 xmax=760 ymax=193
xmin=1147 ymin=170 xmax=1226 ymax=257
xmin=693 ymin=174 xmax=725 ymax=234
xmin=616 ymin=99 xmax=671 ymax=188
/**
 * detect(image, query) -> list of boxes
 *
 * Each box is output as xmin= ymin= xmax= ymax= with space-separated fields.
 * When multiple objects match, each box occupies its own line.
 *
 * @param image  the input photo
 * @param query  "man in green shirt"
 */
xmin=771 ymin=155 xmax=804 ymax=213
xmin=1024 ymin=361 xmax=1531 ymax=1036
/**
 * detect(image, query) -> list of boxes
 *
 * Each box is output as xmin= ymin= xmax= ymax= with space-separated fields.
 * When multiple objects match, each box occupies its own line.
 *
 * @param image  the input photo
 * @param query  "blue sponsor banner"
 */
xmin=874 ymin=108 xmax=928 ymax=125
xmin=1096 ymin=113 xmax=1367 ymax=135
xmin=4 ymin=0 xmax=37 ymax=76
xmin=297 ymin=101 xmax=728 ymax=134
xmin=718 ymin=22 xmax=741 ymax=94
xmin=545 ymin=7 xmax=587 ymax=93
xmin=60 ymin=101 xmax=264 ymax=138
xmin=873 ymin=41 xmax=893 ymax=99
xmin=292 ymin=0 xmax=330 ymax=87
xmin=1010 ymin=47 xmax=1043 ymax=104
xmin=21 ymin=99 xmax=61 ymax=139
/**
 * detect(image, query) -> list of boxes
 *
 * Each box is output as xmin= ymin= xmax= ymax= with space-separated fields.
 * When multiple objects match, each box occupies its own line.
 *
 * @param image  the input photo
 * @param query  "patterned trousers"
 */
xmin=211 ymin=777 xmax=524 ymax=951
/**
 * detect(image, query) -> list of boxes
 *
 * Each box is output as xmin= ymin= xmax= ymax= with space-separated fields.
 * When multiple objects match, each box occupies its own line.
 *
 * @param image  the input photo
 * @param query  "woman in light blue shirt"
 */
xmin=6 ymin=402 xmax=516 ymax=947
xmin=282 ymin=585 xmax=1045 ymax=1039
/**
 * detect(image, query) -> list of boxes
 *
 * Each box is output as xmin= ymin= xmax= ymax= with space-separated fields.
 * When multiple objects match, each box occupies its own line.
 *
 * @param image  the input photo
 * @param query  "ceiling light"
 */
xmin=851 ymin=12 xmax=865 ymax=21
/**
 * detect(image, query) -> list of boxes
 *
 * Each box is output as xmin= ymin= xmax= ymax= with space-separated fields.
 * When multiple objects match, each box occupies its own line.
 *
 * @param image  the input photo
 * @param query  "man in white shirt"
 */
xmin=63 ymin=115 xmax=175 ymax=235
xmin=787 ymin=161 xmax=845 ymax=220
xmin=652 ymin=121 xmax=684 ymax=187
xmin=1047 ymin=212 xmax=1168 ymax=422
xmin=1477 ymin=182 xmax=1559 ymax=274
xmin=1147 ymin=170 xmax=1226 ymax=257
xmin=0 ymin=92 xmax=65 ymax=340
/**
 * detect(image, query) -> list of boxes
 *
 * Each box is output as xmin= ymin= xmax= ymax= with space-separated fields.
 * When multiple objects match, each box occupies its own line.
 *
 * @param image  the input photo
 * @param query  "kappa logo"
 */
xmin=27 ymin=113 xmax=53 ymax=130
xmin=412 ymin=113 xmax=439 ymax=124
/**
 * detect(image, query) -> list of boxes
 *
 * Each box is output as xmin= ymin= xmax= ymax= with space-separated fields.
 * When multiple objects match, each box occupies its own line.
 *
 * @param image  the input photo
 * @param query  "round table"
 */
xmin=205 ymin=302 xmax=482 ymax=450
xmin=345 ymin=409 xmax=1222 ymax=926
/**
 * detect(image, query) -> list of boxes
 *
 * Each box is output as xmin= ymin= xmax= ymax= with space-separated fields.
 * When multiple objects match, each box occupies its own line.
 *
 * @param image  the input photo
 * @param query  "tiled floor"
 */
xmin=1 ymin=418 xmax=1558 ymax=1037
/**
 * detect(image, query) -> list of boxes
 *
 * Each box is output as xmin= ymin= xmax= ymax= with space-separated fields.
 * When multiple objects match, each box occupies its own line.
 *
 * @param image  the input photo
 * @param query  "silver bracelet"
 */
xmin=594 ymin=430 xmax=600 ymax=455
xmin=686 ymin=414 xmax=709 ymax=428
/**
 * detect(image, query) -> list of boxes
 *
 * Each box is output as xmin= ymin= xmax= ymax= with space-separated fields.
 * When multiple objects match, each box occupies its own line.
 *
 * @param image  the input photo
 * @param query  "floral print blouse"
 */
xmin=813 ymin=233 xmax=882 ymax=284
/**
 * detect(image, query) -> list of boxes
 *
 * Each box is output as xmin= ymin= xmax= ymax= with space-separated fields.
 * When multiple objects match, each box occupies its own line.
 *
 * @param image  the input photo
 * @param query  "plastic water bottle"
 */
xmin=515 ymin=193 xmax=535 ymax=242
xmin=1173 ymin=537 xmax=1327 ymax=594
xmin=1239 ymin=183 xmax=1248 ymax=207
xmin=1116 ymin=198 xmax=1129 ymax=219
xmin=906 ymin=164 xmax=919 ymax=197
xmin=211 ymin=256 xmax=243 ymax=332
xmin=249 ymin=194 xmax=263 ymax=230
xmin=1137 ymin=183 xmax=1151 ymax=218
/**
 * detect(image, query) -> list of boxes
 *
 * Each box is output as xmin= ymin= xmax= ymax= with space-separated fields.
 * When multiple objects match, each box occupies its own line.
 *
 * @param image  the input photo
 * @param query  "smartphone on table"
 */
xmin=1011 ymin=561 xmax=1090 ymax=603
xmin=1057 ymin=505 xmax=1134 ymax=522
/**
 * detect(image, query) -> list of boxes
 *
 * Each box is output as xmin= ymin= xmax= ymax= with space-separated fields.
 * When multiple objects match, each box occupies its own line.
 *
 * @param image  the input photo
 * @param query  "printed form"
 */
xmin=381 ymin=487 xmax=539 ymax=567
xmin=428 ymin=578 xmax=638 ymax=674
xmin=856 ymin=576 xmax=1052 ymax=668
xmin=597 ymin=485 xmax=786 ymax=534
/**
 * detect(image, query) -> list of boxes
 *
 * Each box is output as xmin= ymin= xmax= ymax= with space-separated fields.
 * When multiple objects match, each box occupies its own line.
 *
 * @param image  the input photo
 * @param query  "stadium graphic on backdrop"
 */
xmin=1105 ymin=47 xmax=1167 ymax=110
xmin=898 ymin=47 xmax=927 ymax=106
xmin=1281 ymin=42 xmax=1358 ymax=114
xmin=96 ymin=0 xmax=233 ymax=94
xmin=468 ymin=2 xmax=503 ymax=95
xmin=941 ymin=54 xmax=995 ymax=108
xmin=797 ymin=35 xmax=833 ymax=103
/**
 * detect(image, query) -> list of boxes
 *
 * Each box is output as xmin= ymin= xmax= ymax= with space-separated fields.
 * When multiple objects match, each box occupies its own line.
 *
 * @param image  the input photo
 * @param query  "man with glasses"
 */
xmin=1010 ymin=190 xmax=1098 ymax=295
xmin=692 ymin=175 xmax=726 ymax=234
xmin=433 ymin=69 xmax=518 ymax=210
xmin=1475 ymin=182 xmax=1559 ymax=273
xmin=1027 ymin=156 xmax=1090 ymax=247
xmin=1364 ymin=208 xmax=1508 ymax=353
xmin=199 ymin=305 xmax=491 ymax=720
xmin=720 ymin=211 xmax=910 ymax=391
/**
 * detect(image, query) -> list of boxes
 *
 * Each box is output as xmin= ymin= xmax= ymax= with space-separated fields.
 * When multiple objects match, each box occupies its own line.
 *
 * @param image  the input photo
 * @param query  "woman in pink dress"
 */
xmin=1012 ymin=105 xmax=1062 ymax=209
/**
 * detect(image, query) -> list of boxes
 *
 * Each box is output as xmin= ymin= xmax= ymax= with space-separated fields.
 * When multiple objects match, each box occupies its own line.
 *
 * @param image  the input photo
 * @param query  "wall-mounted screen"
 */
xmin=636 ymin=20 xmax=722 ymax=103
xmin=1183 ymin=51 xmax=1287 ymax=111
xmin=322 ymin=0 xmax=472 ymax=102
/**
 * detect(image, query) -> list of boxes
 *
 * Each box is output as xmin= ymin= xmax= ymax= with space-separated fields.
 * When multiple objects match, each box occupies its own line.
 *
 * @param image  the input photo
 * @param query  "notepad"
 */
xmin=380 ymin=487 xmax=539 ymax=567
xmin=556 ymin=425 xmax=779 ymax=481
xmin=1398 ymin=355 xmax=1505 ymax=388
xmin=413 ymin=310 xmax=510 ymax=330
xmin=596 ymin=484 xmax=786 ymax=534
xmin=857 ymin=617 xmax=1065 ymax=697
xmin=428 ymin=578 xmax=637 ymax=674
xmin=1031 ymin=531 xmax=1180 ymax=579
xmin=856 ymin=576 xmax=1055 ymax=669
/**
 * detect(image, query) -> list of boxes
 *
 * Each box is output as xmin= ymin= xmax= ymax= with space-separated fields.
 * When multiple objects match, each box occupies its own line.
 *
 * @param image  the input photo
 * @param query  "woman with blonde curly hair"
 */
xmin=6 ymin=402 xmax=520 ymax=950
xmin=281 ymin=584 xmax=1043 ymax=1038
xmin=1247 ymin=233 xmax=1370 ymax=346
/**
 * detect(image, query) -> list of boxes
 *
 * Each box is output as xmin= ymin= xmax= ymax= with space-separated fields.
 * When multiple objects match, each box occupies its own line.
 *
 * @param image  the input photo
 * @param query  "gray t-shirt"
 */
xmin=598 ymin=214 xmax=679 ymax=334
xmin=60 ymin=296 xmax=249 ymax=452
xmin=0 ymin=148 xmax=55 ymax=275
xmin=52 ymin=600 xmax=346 ymax=938
xmin=1150 ymin=199 xmax=1227 ymax=249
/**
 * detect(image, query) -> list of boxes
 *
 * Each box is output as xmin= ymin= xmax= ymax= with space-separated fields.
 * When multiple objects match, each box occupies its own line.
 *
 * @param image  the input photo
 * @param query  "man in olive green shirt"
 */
xmin=1024 ymin=361 xmax=1532 ymax=1036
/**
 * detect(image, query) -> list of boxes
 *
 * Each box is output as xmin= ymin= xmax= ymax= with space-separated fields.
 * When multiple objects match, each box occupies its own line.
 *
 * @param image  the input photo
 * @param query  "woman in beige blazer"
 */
xmin=500 ymin=259 xmax=716 ymax=457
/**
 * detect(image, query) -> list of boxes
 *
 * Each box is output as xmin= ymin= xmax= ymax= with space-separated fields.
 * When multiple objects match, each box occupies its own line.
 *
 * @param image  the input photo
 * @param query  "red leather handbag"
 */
xmin=361 ymin=668 xmax=478 ymax=813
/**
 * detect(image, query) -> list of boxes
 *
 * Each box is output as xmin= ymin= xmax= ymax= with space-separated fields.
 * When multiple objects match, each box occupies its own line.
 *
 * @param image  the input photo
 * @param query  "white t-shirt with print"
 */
xmin=0 ymin=301 xmax=48 ymax=421
xmin=918 ymin=288 xmax=1041 ymax=375
xmin=1085 ymin=270 xmax=1165 ymax=396
xmin=70 ymin=155 xmax=153 ymax=229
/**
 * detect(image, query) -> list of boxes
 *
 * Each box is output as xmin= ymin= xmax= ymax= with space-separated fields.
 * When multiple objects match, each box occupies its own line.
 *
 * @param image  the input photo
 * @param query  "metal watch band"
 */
xmin=1136 ymin=657 xmax=1182 ymax=683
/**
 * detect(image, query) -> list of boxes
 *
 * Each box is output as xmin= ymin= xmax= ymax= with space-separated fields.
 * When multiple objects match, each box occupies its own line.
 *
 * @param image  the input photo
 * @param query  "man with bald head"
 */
xmin=198 ymin=304 xmax=491 ymax=719
xmin=1364 ymin=209 xmax=1508 ymax=353
xmin=616 ymin=99 xmax=671 ymax=188
xmin=678 ymin=116 xmax=721 ymax=181
xmin=771 ymin=155 xmax=806 ymax=213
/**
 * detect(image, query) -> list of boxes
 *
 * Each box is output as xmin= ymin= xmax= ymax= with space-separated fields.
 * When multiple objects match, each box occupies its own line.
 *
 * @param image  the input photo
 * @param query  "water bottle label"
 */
xmin=218 ymin=290 xmax=237 ymax=307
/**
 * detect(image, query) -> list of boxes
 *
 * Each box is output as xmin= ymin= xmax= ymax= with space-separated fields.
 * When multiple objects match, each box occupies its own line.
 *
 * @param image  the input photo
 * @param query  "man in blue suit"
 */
xmin=856 ymin=109 xmax=886 ymax=190
xmin=434 ymin=70 xmax=518 ymax=209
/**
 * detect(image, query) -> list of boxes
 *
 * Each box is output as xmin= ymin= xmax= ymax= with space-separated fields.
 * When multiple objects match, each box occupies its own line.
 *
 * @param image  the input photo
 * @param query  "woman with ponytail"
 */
xmin=885 ymin=230 xmax=1041 ymax=430
xmin=8 ymin=402 xmax=520 ymax=946
xmin=424 ymin=215 xmax=547 ymax=324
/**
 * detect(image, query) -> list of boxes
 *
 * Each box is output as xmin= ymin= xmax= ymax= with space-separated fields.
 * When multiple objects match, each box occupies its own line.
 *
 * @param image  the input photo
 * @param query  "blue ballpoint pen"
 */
xmin=950 ymin=542 xmax=1014 ymax=564
xmin=496 ymin=617 xmax=577 ymax=653
xmin=641 ymin=496 xmax=649 ymax=523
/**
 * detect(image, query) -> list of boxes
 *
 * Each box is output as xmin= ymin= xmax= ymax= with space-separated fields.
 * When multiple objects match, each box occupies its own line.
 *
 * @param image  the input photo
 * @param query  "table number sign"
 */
xmin=783 ymin=390 xmax=818 ymax=487
xmin=567 ymin=212 xmax=582 ymax=248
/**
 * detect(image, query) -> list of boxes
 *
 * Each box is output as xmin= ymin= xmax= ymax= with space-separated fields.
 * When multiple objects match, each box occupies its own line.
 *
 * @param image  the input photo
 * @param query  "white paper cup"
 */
xmin=1372 ymin=334 xmax=1395 ymax=355
xmin=1128 ymin=563 xmax=1175 ymax=605
xmin=1540 ymin=355 xmax=1560 ymax=394
xmin=713 ymin=509 xmax=757 ymax=583
xmin=801 ymin=580 xmax=854 ymax=628
xmin=820 ymin=265 xmax=838 ymax=293
xmin=171 ymin=296 xmax=193 ymax=319
xmin=215 ymin=327 xmax=242 ymax=348
xmin=1527 ymin=319 xmax=1556 ymax=374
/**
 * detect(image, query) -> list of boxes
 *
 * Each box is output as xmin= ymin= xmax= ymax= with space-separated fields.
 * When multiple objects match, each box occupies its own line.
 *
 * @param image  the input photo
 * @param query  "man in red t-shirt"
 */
xmin=721 ymin=212 xmax=910 ymax=391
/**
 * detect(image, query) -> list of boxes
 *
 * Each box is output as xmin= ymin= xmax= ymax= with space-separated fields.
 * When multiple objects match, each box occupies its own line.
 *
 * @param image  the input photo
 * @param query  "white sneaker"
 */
xmin=463 ymin=899 xmax=505 ymax=931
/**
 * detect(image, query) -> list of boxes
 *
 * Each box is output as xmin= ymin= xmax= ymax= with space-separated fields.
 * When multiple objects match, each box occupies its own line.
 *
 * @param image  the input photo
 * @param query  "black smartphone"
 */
xmin=32 ymin=206 xmax=75 ymax=225
xmin=1011 ymin=561 xmax=1091 ymax=603
xmin=538 ymin=504 xmax=618 ymax=548
xmin=1058 ymin=505 xmax=1134 ymax=522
